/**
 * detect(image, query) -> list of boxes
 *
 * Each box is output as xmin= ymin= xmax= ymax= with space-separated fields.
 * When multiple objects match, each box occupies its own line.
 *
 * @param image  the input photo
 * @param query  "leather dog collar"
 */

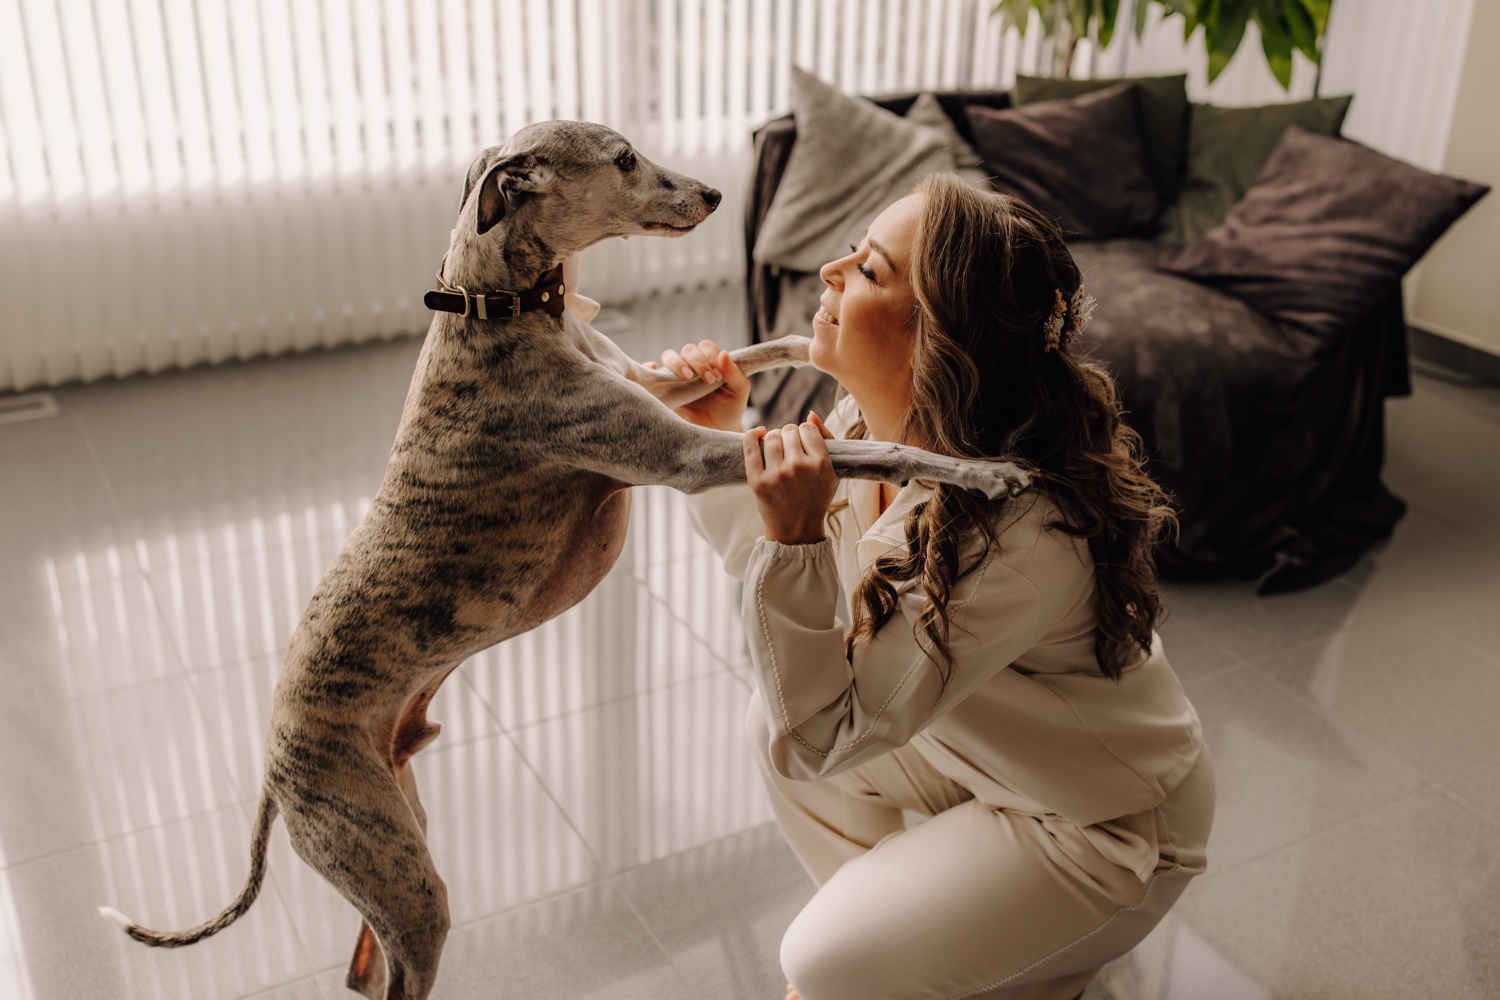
xmin=424 ymin=260 xmax=567 ymax=320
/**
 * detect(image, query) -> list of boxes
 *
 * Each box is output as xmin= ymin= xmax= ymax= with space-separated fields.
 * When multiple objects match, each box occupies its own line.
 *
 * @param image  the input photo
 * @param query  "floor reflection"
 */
xmin=2 ymin=293 xmax=1498 ymax=997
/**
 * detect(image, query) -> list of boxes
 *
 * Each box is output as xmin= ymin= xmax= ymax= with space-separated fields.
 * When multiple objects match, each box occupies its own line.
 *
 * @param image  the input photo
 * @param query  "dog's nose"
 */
xmin=701 ymin=187 xmax=722 ymax=211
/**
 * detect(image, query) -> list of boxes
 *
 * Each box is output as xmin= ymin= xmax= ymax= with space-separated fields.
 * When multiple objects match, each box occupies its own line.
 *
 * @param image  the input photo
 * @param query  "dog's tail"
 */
xmin=99 ymin=793 xmax=279 ymax=948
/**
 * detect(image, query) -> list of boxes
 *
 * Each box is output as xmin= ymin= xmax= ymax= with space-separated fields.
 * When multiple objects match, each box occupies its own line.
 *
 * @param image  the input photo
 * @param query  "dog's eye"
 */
xmin=614 ymin=149 xmax=637 ymax=173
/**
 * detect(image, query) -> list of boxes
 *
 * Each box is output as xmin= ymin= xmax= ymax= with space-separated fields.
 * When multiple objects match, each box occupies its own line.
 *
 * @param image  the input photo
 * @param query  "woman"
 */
xmin=660 ymin=173 xmax=1214 ymax=1000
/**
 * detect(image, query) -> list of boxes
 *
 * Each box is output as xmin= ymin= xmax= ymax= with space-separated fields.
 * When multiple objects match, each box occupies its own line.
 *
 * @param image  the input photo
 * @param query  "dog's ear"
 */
xmin=460 ymin=151 xmax=495 ymax=212
xmin=475 ymin=154 xmax=552 ymax=236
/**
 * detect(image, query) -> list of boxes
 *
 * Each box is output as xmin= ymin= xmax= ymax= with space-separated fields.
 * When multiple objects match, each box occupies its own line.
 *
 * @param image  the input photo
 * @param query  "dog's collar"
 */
xmin=424 ymin=257 xmax=567 ymax=320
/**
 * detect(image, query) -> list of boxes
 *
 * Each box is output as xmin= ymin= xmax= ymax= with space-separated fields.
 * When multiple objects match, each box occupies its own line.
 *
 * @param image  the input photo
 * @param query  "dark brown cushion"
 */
xmin=1012 ymin=73 xmax=1189 ymax=203
xmin=965 ymin=83 xmax=1160 ymax=241
xmin=1158 ymin=126 xmax=1489 ymax=339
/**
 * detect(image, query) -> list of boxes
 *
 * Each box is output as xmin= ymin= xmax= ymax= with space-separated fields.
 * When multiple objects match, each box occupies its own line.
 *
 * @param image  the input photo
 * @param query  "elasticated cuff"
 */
xmin=751 ymin=537 xmax=835 ymax=562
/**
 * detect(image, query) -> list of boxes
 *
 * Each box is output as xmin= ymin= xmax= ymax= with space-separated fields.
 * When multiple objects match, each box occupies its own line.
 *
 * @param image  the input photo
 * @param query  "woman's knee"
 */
xmin=744 ymin=686 xmax=772 ymax=758
xmin=780 ymin=892 xmax=909 ymax=1000
xmin=781 ymin=910 xmax=865 ymax=1000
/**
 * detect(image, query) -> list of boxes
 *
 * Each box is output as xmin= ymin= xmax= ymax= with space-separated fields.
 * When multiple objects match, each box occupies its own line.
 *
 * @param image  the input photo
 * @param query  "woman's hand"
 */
xmin=745 ymin=412 xmax=838 ymax=545
xmin=649 ymin=339 xmax=749 ymax=432
xmin=561 ymin=254 xmax=601 ymax=323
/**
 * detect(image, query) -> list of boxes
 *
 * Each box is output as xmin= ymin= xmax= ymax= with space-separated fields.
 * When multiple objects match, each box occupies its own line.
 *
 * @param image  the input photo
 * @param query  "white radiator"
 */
xmin=0 ymin=0 xmax=1040 ymax=392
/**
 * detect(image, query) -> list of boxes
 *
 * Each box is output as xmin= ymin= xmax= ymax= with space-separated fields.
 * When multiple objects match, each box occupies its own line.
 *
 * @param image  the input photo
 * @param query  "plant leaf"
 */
xmin=1286 ymin=0 xmax=1320 ymax=62
xmin=1181 ymin=2 xmax=1201 ymax=44
xmin=1134 ymin=0 xmax=1152 ymax=40
xmin=1300 ymin=0 xmax=1331 ymax=36
xmin=1255 ymin=10 xmax=1295 ymax=89
xmin=1043 ymin=0 xmax=1064 ymax=41
xmin=1068 ymin=0 xmax=1090 ymax=40
xmin=1099 ymin=0 xmax=1121 ymax=48
xmin=993 ymin=0 xmax=1036 ymax=35
xmin=1205 ymin=0 xmax=1252 ymax=82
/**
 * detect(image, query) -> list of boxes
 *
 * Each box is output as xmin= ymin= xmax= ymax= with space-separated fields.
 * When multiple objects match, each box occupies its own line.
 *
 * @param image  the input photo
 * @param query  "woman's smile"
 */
xmin=814 ymin=302 xmax=840 ymax=327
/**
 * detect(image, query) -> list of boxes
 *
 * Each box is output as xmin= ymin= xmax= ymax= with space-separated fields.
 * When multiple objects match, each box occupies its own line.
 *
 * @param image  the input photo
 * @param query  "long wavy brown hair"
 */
xmin=841 ymin=172 xmax=1175 ymax=683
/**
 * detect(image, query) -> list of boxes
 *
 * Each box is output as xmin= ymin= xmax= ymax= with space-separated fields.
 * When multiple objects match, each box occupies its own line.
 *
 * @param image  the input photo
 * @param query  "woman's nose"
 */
xmin=819 ymin=258 xmax=843 ymax=290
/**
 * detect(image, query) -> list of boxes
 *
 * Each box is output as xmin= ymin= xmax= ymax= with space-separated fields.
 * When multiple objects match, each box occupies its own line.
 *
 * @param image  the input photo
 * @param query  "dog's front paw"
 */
xmin=957 ymin=460 xmax=1032 ymax=500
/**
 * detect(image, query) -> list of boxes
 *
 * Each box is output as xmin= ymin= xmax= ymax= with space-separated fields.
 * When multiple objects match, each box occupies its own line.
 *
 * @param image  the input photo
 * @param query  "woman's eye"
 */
xmin=849 ymin=243 xmax=875 ymax=281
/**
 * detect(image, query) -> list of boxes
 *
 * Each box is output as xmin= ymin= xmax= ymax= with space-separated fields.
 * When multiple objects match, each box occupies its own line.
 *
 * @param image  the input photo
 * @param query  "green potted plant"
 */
xmin=993 ymin=0 xmax=1332 ymax=89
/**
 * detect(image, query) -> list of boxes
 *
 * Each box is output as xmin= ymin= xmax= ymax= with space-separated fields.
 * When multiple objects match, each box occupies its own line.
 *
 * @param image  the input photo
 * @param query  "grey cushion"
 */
xmin=903 ymin=91 xmax=990 ymax=189
xmin=752 ymin=68 xmax=956 ymax=273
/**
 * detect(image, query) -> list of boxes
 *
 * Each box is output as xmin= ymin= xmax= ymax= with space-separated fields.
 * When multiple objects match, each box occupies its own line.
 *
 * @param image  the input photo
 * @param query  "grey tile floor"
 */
xmin=0 ymin=284 xmax=1497 ymax=999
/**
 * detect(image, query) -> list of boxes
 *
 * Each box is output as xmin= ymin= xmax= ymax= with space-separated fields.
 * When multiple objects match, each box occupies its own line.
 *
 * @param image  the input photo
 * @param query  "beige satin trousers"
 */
xmin=746 ymin=689 xmax=1216 ymax=1000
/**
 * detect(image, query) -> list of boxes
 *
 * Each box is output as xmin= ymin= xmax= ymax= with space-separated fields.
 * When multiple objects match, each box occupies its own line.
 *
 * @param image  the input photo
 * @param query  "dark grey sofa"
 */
xmin=743 ymin=89 xmax=1409 ymax=593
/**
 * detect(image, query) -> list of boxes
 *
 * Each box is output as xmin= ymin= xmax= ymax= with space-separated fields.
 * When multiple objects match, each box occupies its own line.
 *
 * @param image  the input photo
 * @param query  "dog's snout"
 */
xmin=701 ymin=188 xmax=722 ymax=211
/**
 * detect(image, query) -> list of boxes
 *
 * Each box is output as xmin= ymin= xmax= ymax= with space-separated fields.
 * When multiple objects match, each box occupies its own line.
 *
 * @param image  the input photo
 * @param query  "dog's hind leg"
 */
xmin=276 ymin=741 xmax=449 ymax=1000
xmin=345 ymin=734 xmax=438 ymax=999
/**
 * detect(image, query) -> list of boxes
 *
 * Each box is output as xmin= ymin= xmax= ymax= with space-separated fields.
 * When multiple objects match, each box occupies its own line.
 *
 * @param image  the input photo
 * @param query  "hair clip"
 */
xmin=1067 ymin=285 xmax=1096 ymax=341
xmin=1043 ymin=288 xmax=1067 ymax=352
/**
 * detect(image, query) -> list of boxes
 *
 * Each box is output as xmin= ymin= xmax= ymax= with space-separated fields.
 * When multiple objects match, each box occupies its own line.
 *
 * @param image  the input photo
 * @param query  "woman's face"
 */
xmin=811 ymin=193 xmax=921 ymax=420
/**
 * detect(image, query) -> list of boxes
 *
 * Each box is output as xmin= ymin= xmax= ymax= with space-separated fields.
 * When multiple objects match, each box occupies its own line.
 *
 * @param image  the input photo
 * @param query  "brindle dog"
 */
xmin=100 ymin=120 xmax=1030 ymax=999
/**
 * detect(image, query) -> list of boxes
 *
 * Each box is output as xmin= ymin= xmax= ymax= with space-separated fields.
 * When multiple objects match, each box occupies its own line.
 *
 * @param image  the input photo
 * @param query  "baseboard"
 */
xmin=1407 ymin=326 xmax=1500 ymax=385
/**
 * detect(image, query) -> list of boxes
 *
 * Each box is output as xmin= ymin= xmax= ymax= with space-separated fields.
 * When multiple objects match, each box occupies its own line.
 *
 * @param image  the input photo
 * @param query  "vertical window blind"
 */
xmin=0 ymin=0 xmax=1037 ymax=392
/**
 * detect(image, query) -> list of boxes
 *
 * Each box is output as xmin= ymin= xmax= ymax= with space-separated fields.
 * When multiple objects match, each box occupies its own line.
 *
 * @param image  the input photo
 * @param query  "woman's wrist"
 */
xmin=762 ymin=518 xmax=827 ymax=545
xmin=681 ymin=410 xmax=743 ymax=433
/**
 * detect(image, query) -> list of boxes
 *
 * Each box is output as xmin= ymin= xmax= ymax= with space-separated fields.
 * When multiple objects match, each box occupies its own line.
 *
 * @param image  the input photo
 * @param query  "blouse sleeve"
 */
xmin=744 ymin=535 xmax=1044 ymax=781
xmin=685 ymin=484 xmax=765 ymax=581
xmin=684 ymin=395 xmax=861 ymax=581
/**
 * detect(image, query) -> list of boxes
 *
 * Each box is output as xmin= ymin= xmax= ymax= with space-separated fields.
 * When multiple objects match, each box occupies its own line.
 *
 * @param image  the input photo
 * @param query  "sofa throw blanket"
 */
xmin=752 ymin=68 xmax=956 ymax=273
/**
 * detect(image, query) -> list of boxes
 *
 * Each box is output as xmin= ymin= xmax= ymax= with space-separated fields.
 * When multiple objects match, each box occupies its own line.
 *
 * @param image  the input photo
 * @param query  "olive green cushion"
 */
xmin=1161 ymin=95 xmax=1353 ymax=246
xmin=1013 ymin=73 xmax=1188 ymax=203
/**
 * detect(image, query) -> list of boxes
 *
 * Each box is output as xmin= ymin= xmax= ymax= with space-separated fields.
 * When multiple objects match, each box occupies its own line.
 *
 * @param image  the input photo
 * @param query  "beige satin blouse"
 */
xmin=685 ymin=398 xmax=1206 ymax=882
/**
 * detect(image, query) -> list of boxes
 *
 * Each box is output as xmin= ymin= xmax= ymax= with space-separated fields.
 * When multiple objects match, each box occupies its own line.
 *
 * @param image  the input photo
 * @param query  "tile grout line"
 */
xmin=602 ymin=879 xmax=703 ymax=999
xmin=1237 ymin=628 xmax=1490 ymax=788
xmin=456 ymin=625 xmax=744 ymax=738
xmin=226 ymin=796 xmax=332 ymax=994
xmin=1428 ymin=779 xmax=1500 ymax=830
xmin=1200 ymin=780 xmax=1438 ymax=885
xmin=76 ymin=401 xmax=337 ymax=987
xmin=1244 ymin=666 xmax=1437 ymax=793
xmin=71 ymin=399 xmax=223 ymax=690
xmin=1175 ymin=660 xmax=1251 ymax=693
xmin=0 ymin=799 xmax=248 ymax=875
xmin=1406 ymin=604 xmax=1500 ymax=672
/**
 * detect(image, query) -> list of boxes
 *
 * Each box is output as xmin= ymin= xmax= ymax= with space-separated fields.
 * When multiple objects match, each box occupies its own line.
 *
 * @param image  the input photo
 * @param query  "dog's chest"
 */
xmin=519 ymin=479 xmax=631 ymax=623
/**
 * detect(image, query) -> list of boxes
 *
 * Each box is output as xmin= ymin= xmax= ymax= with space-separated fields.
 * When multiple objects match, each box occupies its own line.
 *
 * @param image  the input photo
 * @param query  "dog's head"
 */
xmin=452 ymin=121 xmax=720 ymax=280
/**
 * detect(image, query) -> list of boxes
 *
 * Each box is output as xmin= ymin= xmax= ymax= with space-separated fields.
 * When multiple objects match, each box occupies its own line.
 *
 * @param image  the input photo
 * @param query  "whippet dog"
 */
xmin=100 ymin=120 xmax=1030 ymax=999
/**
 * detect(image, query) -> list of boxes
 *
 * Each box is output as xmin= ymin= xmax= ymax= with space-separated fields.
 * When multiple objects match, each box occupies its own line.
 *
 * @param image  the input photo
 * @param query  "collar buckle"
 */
xmin=428 ymin=258 xmax=565 ymax=321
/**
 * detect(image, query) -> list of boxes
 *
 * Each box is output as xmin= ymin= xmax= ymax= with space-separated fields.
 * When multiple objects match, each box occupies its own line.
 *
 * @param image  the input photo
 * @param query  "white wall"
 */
xmin=1105 ymin=0 xmax=1476 ymax=170
xmin=1406 ymin=0 xmax=1500 ymax=356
